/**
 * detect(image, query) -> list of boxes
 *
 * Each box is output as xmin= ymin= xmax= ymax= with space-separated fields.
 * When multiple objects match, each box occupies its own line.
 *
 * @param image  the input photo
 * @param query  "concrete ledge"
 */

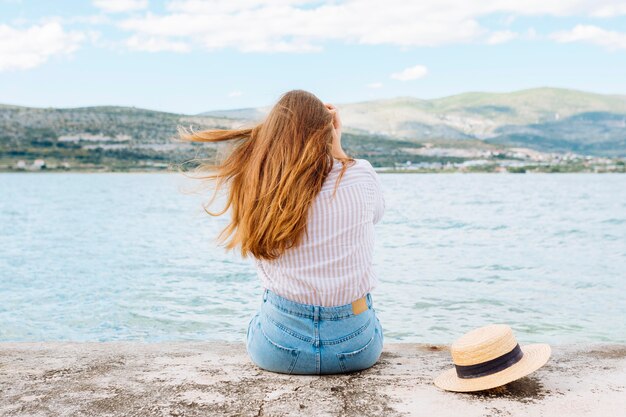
xmin=1 ymin=342 xmax=624 ymax=416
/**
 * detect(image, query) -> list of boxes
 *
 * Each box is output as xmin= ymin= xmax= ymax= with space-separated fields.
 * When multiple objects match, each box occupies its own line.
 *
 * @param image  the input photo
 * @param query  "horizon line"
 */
xmin=2 ymin=85 xmax=625 ymax=116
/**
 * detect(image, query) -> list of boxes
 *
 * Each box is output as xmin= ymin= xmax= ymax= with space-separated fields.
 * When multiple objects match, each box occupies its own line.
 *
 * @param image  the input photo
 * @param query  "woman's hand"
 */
xmin=325 ymin=103 xmax=342 ymax=132
xmin=324 ymin=103 xmax=348 ymax=159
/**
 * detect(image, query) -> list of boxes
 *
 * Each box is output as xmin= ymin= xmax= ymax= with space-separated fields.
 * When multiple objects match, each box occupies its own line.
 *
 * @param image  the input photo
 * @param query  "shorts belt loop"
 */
xmin=262 ymin=288 xmax=268 ymax=302
xmin=366 ymin=293 xmax=372 ymax=308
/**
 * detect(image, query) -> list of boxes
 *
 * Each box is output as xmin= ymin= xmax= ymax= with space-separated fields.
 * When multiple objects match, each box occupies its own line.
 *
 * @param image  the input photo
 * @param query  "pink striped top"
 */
xmin=255 ymin=158 xmax=385 ymax=307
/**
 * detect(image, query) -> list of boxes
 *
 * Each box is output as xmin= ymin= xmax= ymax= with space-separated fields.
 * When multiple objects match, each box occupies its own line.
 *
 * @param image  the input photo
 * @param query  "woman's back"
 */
xmin=180 ymin=89 xmax=386 ymax=375
xmin=255 ymin=158 xmax=385 ymax=306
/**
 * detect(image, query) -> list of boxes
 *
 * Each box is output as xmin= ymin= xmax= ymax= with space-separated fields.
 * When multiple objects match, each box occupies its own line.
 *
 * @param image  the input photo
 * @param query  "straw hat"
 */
xmin=434 ymin=324 xmax=551 ymax=392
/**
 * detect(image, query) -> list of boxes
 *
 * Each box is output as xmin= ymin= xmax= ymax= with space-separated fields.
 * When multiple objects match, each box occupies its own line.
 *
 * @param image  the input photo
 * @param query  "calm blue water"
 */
xmin=1 ymin=173 xmax=625 ymax=344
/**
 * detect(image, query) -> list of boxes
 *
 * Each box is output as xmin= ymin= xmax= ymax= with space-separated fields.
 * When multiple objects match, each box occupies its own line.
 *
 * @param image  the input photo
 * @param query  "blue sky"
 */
xmin=1 ymin=0 xmax=626 ymax=114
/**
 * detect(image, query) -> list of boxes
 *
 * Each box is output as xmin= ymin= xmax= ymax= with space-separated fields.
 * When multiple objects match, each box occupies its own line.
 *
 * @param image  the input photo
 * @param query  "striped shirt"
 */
xmin=255 ymin=158 xmax=385 ymax=306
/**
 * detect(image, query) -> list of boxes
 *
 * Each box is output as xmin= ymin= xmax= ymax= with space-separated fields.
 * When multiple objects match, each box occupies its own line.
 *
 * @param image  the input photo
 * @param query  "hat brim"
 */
xmin=433 ymin=343 xmax=551 ymax=392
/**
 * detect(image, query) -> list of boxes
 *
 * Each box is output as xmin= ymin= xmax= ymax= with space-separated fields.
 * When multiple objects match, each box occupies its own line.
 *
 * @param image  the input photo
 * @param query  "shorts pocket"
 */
xmin=247 ymin=317 xmax=301 ymax=374
xmin=336 ymin=326 xmax=383 ymax=373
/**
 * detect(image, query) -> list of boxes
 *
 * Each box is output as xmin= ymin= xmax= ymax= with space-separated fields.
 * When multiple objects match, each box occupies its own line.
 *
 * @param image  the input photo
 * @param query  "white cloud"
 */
xmin=486 ymin=30 xmax=519 ymax=45
xmin=117 ymin=1 xmax=490 ymax=53
xmin=367 ymin=82 xmax=383 ymax=89
xmin=589 ymin=4 xmax=626 ymax=17
xmin=501 ymin=15 xmax=517 ymax=26
xmin=125 ymin=35 xmax=191 ymax=52
xmin=166 ymin=0 xmax=311 ymax=14
xmin=550 ymin=24 xmax=626 ymax=51
xmin=114 ymin=0 xmax=626 ymax=54
xmin=93 ymin=0 xmax=148 ymax=13
xmin=390 ymin=65 xmax=428 ymax=81
xmin=486 ymin=27 xmax=539 ymax=44
xmin=0 ymin=22 xmax=85 ymax=71
xmin=49 ymin=14 xmax=112 ymax=25
xmin=228 ymin=91 xmax=243 ymax=97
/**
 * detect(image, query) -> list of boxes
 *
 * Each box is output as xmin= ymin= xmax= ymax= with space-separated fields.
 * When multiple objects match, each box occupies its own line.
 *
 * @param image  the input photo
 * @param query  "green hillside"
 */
xmin=0 ymin=105 xmax=423 ymax=170
xmin=202 ymin=87 xmax=626 ymax=156
xmin=487 ymin=111 xmax=626 ymax=156
xmin=1 ymin=87 xmax=625 ymax=172
xmin=0 ymin=105 xmax=231 ymax=170
xmin=428 ymin=87 xmax=626 ymax=116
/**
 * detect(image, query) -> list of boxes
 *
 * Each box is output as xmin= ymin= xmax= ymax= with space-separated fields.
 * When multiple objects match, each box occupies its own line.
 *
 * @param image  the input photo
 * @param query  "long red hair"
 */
xmin=177 ymin=89 xmax=355 ymax=260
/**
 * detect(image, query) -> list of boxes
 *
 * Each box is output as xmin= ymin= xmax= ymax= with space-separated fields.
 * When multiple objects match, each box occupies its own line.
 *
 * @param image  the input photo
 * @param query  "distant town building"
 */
xmin=33 ymin=159 xmax=46 ymax=169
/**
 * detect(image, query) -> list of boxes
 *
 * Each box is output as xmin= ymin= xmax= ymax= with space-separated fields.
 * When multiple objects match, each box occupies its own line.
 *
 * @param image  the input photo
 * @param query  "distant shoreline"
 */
xmin=1 ymin=168 xmax=625 ymax=174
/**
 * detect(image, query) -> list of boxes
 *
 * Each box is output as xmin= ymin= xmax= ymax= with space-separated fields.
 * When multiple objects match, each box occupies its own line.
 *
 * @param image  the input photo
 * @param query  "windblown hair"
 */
xmin=177 ymin=89 xmax=355 ymax=261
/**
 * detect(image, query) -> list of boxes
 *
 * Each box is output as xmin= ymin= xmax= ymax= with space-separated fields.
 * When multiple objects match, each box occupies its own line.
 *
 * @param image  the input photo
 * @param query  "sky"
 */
xmin=1 ymin=0 xmax=626 ymax=114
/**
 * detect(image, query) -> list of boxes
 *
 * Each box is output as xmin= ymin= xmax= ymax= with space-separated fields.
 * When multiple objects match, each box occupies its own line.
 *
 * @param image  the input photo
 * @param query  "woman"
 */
xmin=179 ymin=89 xmax=385 ymax=375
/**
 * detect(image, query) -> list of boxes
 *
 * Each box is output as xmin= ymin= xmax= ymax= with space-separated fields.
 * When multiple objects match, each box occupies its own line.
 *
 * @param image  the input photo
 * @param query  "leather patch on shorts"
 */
xmin=351 ymin=297 xmax=368 ymax=315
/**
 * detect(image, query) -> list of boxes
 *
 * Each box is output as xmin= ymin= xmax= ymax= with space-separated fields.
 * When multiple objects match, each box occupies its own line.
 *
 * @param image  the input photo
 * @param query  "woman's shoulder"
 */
xmin=331 ymin=158 xmax=374 ymax=171
xmin=339 ymin=158 xmax=377 ymax=178
xmin=353 ymin=158 xmax=376 ymax=172
xmin=321 ymin=158 xmax=377 ymax=191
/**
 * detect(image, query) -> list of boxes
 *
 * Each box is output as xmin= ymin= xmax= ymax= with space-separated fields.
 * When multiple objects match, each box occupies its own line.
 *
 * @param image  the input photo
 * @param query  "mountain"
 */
xmin=201 ymin=87 xmax=626 ymax=156
xmin=1 ymin=87 xmax=625 ymax=172
xmin=0 ymin=104 xmax=423 ymax=170
xmin=487 ymin=111 xmax=626 ymax=156
xmin=0 ymin=105 xmax=245 ymax=170
xmin=199 ymin=106 xmax=270 ymax=121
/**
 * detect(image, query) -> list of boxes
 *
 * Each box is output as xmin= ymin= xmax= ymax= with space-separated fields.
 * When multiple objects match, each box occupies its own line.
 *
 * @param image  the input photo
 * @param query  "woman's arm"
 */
xmin=324 ymin=103 xmax=348 ymax=159
xmin=359 ymin=159 xmax=386 ymax=225
xmin=370 ymin=163 xmax=385 ymax=225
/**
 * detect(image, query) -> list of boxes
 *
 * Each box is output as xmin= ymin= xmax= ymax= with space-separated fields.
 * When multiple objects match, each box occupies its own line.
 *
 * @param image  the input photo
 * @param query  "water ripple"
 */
xmin=0 ymin=173 xmax=625 ymax=344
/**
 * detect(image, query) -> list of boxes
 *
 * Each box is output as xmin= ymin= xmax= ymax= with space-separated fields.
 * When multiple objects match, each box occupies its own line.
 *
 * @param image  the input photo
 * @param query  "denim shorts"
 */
xmin=245 ymin=288 xmax=384 ymax=375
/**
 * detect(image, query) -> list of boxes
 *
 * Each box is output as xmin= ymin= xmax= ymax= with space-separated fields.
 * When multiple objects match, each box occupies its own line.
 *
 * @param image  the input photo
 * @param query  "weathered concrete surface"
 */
xmin=0 ymin=342 xmax=624 ymax=417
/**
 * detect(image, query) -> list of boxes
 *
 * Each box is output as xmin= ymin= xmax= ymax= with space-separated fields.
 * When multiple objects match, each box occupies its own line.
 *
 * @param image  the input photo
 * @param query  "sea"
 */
xmin=1 ymin=172 xmax=624 ymax=344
